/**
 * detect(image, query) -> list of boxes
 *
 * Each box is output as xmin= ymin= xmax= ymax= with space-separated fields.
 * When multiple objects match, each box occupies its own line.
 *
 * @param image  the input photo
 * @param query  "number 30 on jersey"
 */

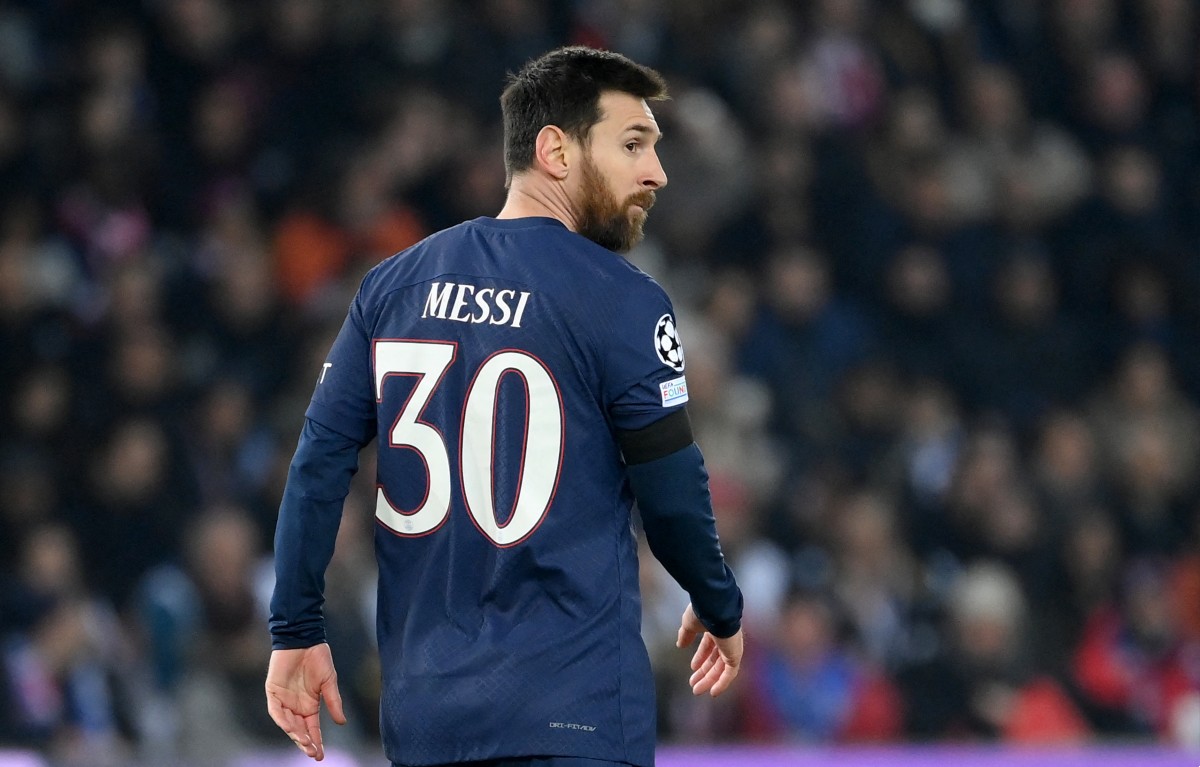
xmin=373 ymin=339 xmax=564 ymax=547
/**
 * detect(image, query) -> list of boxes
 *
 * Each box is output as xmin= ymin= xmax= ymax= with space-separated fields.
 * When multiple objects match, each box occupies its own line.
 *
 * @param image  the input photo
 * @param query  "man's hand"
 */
xmin=265 ymin=644 xmax=347 ymax=761
xmin=675 ymin=603 xmax=744 ymax=697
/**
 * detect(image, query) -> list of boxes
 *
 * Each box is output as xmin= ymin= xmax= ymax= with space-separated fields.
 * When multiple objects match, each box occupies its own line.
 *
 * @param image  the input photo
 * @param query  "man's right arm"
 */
xmin=272 ymin=290 xmax=377 ymax=645
xmin=266 ymin=416 xmax=364 ymax=760
xmin=269 ymin=417 xmax=364 ymax=649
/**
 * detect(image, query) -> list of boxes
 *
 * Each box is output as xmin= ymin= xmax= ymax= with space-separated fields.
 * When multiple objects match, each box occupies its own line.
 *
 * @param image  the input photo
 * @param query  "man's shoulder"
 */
xmin=370 ymin=221 xmax=472 ymax=270
xmin=355 ymin=222 xmax=474 ymax=297
xmin=553 ymin=238 xmax=668 ymax=303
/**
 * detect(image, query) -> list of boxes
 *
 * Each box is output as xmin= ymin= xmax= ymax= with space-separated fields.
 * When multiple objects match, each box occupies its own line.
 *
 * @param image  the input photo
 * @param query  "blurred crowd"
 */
xmin=0 ymin=0 xmax=1199 ymax=764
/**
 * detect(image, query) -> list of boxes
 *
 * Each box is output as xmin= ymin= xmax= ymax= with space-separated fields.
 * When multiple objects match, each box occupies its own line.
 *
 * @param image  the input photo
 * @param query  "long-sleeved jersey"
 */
xmin=270 ymin=216 xmax=741 ymax=767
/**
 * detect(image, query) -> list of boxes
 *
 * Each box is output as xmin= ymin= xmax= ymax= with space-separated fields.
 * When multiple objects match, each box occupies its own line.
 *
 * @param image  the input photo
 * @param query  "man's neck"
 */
xmin=496 ymin=178 xmax=579 ymax=232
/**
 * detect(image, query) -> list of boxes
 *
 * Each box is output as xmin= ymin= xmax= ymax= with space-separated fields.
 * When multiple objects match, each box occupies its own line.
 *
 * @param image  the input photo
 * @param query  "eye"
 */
xmin=625 ymin=141 xmax=640 ymax=153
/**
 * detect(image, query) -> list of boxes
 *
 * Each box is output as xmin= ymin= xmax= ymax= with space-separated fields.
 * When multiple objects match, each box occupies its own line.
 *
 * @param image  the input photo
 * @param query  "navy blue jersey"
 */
xmin=298 ymin=217 xmax=710 ymax=767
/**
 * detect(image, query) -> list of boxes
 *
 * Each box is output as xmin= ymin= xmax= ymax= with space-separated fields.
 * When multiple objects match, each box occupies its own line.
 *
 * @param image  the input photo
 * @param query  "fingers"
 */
xmin=688 ymin=639 xmax=720 ymax=695
xmin=297 ymin=732 xmax=321 ymax=760
xmin=265 ymin=646 xmax=345 ymax=760
xmin=676 ymin=615 xmax=702 ymax=649
xmin=304 ymin=712 xmax=325 ymax=761
xmin=689 ymin=653 xmax=739 ymax=697
xmin=265 ymin=694 xmax=298 ymax=741
xmin=690 ymin=633 xmax=715 ymax=671
xmin=267 ymin=695 xmax=320 ymax=759
xmin=676 ymin=623 xmax=699 ymax=648
xmin=706 ymin=660 xmax=740 ymax=698
xmin=688 ymin=636 xmax=715 ymax=689
xmin=676 ymin=603 xmax=704 ymax=648
xmin=685 ymin=633 xmax=741 ymax=697
xmin=322 ymin=676 xmax=348 ymax=726
xmin=292 ymin=675 xmax=348 ymax=761
xmin=689 ymin=653 xmax=724 ymax=696
xmin=689 ymin=655 xmax=718 ymax=691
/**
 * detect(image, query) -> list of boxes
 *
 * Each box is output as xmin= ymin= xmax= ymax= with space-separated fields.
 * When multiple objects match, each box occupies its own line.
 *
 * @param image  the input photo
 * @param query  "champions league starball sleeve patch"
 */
xmin=654 ymin=314 xmax=685 ymax=372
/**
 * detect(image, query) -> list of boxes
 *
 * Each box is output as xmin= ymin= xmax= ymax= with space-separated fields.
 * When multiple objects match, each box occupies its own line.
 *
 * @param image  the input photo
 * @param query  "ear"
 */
xmin=534 ymin=125 xmax=572 ymax=180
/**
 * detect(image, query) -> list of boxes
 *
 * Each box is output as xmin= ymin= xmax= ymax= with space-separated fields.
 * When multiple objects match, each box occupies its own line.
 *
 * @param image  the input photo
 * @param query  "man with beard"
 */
xmin=265 ymin=47 xmax=744 ymax=767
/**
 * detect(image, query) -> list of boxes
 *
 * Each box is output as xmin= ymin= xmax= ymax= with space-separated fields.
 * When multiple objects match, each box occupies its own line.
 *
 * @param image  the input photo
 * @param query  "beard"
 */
xmin=575 ymin=153 xmax=656 ymax=253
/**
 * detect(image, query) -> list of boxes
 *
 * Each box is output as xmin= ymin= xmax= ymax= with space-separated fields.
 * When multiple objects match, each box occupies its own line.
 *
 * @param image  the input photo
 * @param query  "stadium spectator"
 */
xmin=896 ymin=561 xmax=1090 ymax=742
xmin=741 ymin=587 xmax=901 ymax=742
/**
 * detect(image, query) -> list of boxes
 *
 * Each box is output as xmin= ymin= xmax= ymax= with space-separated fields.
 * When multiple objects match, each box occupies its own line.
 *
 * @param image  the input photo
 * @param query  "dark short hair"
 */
xmin=500 ymin=46 xmax=668 ymax=185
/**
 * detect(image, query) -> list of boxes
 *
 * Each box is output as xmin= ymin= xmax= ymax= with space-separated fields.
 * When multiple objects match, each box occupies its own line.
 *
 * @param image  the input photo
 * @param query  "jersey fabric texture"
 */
xmin=298 ymin=217 xmax=712 ymax=767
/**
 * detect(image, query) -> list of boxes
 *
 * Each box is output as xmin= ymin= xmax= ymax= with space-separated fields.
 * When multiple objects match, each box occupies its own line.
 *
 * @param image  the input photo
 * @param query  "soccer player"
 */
xmin=266 ymin=46 xmax=744 ymax=767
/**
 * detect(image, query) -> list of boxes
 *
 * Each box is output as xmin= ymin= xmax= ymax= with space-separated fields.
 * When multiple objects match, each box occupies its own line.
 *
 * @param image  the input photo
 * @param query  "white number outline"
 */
xmin=459 ymin=349 xmax=565 ymax=548
xmin=372 ymin=340 xmax=565 ymax=547
xmin=373 ymin=338 xmax=457 ymax=537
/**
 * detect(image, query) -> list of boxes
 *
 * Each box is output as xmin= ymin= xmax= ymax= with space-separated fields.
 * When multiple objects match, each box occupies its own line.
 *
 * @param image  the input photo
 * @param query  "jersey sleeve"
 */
xmin=269 ymin=417 xmax=363 ymax=649
xmin=305 ymin=293 xmax=377 ymax=446
xmin=602 ymin=279 xmax=690 ymax=432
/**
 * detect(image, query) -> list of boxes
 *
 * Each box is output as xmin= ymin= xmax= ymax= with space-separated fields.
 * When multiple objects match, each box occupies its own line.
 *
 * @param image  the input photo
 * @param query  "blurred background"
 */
xmin=0 ymin=0 xmax=1198 ymax=765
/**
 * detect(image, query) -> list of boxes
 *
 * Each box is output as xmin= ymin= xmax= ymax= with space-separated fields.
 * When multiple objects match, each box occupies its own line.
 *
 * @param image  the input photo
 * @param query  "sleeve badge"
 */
xmin=654 ymin=314 xmax=685 ymax=372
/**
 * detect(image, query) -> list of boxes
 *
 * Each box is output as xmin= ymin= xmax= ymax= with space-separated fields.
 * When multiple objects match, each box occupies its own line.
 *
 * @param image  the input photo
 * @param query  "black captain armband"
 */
xmin=617 ymin=408 xmax=694 ymax=465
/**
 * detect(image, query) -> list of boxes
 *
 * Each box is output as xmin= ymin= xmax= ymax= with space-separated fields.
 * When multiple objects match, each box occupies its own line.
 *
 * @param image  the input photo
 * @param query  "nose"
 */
xmin=642 ymin=152 xmax=667 ymax=190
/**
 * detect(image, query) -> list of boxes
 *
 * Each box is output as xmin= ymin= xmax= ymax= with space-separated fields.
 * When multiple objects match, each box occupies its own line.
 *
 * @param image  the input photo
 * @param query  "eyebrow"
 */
xmin=624 ymin=123 xmax=663 ymax=141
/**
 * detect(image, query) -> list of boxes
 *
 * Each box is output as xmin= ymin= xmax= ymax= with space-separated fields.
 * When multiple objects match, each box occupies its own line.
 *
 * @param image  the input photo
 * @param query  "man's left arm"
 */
xmin=266 ymin=417 xmax=363 ymax=761
xmin=268 ymin=292 xmax=377 ymax=760
xmin=620 ymin=410 xmax=743 ymax=639
xmin=600 ymin=285 xmax=745 ymax=695
xmin=619 ymin=408 xmax=745 ymax=698
xmin=269 ymin=418 xmax=363 ymax=648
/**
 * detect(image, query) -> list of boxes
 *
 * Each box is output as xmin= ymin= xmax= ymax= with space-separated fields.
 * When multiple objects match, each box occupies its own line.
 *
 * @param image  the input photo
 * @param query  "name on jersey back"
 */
xmin=421 ymin=281 xmax=532 ymax=328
